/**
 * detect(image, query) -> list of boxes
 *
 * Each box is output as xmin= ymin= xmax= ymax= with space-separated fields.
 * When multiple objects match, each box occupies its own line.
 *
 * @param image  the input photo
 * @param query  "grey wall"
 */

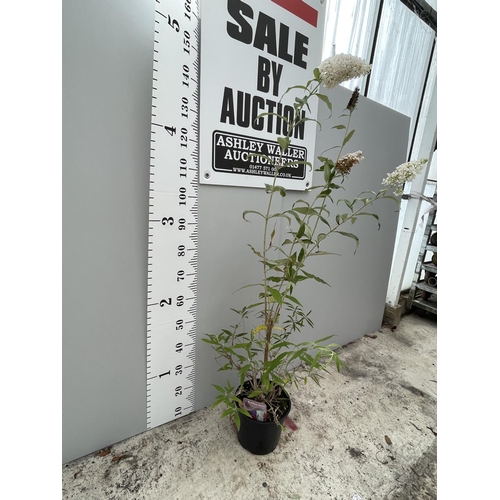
xmin=63 ymin=0 xmax=409 ymax=464
xmin=62 ymin=0 xmax=155 ymax=463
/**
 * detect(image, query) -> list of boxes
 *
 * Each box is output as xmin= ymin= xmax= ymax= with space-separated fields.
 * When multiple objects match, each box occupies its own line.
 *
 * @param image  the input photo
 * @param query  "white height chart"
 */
xmin=147 ymin=0 xmax=200 ymax=429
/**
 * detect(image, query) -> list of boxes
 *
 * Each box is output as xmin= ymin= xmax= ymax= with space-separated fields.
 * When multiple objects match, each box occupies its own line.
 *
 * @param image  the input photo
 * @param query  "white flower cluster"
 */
xmin=318 ymin=54 xmax=372 ymax=90
xmin=382 ymin=158 xmax=428 ymax=196
xmin=336 ymin=150 xmax=364 ymax=175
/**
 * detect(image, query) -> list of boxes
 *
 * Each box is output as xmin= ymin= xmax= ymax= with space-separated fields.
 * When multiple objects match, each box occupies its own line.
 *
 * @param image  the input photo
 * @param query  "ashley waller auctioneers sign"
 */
xmin=199 ymin=0 xmax=326 ymax=190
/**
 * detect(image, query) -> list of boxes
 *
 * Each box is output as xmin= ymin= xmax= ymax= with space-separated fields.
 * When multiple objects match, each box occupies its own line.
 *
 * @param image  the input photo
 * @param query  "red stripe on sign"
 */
xmin=271 ymin=0 xmax=318 ymax=27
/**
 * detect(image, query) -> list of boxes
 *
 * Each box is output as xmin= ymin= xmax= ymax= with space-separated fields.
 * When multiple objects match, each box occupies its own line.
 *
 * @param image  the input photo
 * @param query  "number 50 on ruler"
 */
xmin=146 ymin=0 xmax=200 ymax=430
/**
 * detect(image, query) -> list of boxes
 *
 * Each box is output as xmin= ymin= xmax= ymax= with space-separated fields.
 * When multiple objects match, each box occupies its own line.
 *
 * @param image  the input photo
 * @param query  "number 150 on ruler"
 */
xmin=147 ymin=0 xmax=200 ymax=430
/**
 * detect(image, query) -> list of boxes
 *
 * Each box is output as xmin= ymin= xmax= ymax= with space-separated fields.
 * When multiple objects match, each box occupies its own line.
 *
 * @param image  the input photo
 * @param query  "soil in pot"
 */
xmin=236 ymin=381 xmax=292 ymax=455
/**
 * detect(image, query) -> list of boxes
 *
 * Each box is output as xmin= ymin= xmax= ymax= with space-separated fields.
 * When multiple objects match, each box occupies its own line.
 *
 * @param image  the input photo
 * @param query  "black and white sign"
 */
xmin=212 ymin=130 xmax=308 ymax=180
xmin=200 ymin=0 xmax=326 ymax=190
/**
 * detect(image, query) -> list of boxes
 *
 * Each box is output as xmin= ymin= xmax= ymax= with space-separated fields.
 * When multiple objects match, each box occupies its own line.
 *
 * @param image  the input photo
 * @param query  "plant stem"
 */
xmin=308 ymin=111 xmax=353 ymax=238
xmin=269 ymin=109 xmax=354 ymax=329
xmin=262 ymin=81 xmax=320 ymax=365
xmin=262 ymin=172 xmax=278 ymax=364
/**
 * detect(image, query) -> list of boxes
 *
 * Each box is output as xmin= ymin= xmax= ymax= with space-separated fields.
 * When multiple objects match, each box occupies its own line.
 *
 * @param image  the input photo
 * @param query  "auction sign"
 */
xmin=199 ymin=0 xmax=326 ymax=190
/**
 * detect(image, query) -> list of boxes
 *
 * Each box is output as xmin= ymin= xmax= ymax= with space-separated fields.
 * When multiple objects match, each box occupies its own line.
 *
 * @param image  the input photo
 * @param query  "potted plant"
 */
xmin=203 ymin=54 xmax=428 ymax=455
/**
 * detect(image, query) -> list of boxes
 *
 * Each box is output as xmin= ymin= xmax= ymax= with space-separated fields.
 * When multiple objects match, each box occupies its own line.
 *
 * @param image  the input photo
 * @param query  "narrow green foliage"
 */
xmin=342 ymin=129 xmax=355 ymax=146
xmin=277 ymin=136 xmax=290 ymax=152
xmin=203 ymin=64 xmax=402 ymax=427
xmin=336 ymin=231 xmax=360 ymax=253
xmin=301 ymin=270 xmax=330 ymax=286
xmin=268 ymin=287 xmax=283 ymax=304
xmin=265 ymin=183 xmax=287 ymax=197
xmin=316 ymin=93 xmax=332 ymax=116
xmin=323 ymin=161 xmax=332 ymax=183
xmin=296 ymin=222 xmax=306 ymax=239
xmin=243 ymin=210 xmax=265 ymax=222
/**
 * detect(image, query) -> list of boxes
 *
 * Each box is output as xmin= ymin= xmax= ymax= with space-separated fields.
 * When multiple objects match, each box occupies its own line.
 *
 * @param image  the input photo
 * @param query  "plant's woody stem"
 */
xmin=262 ymin=81 xmax=320 ymax=364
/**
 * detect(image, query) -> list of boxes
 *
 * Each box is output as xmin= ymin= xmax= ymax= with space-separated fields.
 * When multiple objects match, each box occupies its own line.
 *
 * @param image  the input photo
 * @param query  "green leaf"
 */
xmin=286 ymin=209 xmax=303 ymax=225
xmin=264 ymin=353 xmax=289 ymax=372
xmin=314 ymin=335 xmax=335 ymax=344
xmin=296 ymin=223 xmax=305 ymax=239
xmin=337 ymin=231 xmax=360 ymax=253
xmin=358 ymin=211 xmax=381 ymax=229
xmin=238 ymin=364 xmax=251 ymax=376
xmin=317 ymin=233 xmax=327 ymax=245
xmin=247 ymin=244 xmax=263 ymax=258
xmin=277 ymin=136 xmax=290 ymax=151
xmin=384 ymin=194 xmax=401 ymax=206
xmin=220 ymin=407 xmax=234 ymax=419
xmin=318 ymin=188 xmax=332 ymax=199
xmin=284 ymin=84 xmax=309 ymax=93
xmin=335 ymin=213 xmax=349 ymax=225
xmin=238 ymin=407 xmax=252 ymax=419
xmin=269 ymin=212 xmax=292 ymax=223
xmin=323 ymin=161 xmax=331 ymax=183
xmin=292 ymin=206 xmax=316 ymax=216
xmin=285 ymin=295 xmax=302 ymax=306
xmin=302 ymin=270 xmax=330 ymax=286
xmin=318 ymin=213 xmax=331 ymax=227
xmin=243 ymin=210 xmax=264 ymax=221
xmin=342 ymin=129 xmax=355 ymax=147
xmin=265 ymin=183 xmax=287 ymax=197
xmin=316 ymin=93 xmax=332 ymax=114
xmin=233 ymin=412 xmax=241 ymax=430
xmin=338 ymin=198 xmax=354 ymax=212
xmin=292 ymin=198 xmax=311 ymax=209
xmin=298 ymin=247 xmax=305 ymax=262
xmin=268 ymin=287 xmax=283 ymax=304
xmin=310 ymin=250 xmax=340 ymax=256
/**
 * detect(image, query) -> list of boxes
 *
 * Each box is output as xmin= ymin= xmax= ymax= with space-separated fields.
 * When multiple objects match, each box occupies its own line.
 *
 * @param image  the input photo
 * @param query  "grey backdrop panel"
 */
xmin=62 ymin=0 xmax=155 ymax=464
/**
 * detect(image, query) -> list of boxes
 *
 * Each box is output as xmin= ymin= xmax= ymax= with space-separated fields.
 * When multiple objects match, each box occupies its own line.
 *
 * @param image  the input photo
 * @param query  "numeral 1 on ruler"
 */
xmin=147 ymin=0 xmax=200 ymax=430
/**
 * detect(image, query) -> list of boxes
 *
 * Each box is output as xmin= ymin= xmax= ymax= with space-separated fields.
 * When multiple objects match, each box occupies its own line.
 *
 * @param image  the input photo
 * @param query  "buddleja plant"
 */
xmin=203 ymin=54 xmax=427 ymax=429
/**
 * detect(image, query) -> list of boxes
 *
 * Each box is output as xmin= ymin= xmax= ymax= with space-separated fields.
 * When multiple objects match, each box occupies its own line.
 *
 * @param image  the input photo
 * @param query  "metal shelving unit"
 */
xmin=407 ymin=190 xmax=437 ymax=315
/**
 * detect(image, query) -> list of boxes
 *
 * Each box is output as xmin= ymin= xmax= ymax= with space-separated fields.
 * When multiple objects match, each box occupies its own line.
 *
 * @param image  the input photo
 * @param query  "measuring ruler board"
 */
xmin=146 ymin=0 xmax=200 ymax=430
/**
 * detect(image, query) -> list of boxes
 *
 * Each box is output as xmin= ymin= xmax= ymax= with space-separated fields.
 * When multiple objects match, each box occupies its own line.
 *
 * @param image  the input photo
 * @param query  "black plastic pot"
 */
xmin=236 ymin=384 xmax=292 ymax=455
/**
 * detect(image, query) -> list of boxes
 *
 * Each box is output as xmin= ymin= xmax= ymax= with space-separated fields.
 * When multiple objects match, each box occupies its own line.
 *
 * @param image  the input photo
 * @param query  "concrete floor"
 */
xmin=62 ymin=312 xmax=437 ymax=499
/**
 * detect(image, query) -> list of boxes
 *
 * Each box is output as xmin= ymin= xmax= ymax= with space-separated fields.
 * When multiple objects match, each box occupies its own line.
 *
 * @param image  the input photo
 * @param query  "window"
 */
xmin=322 ymin=0 xmax=436 ymax=151
xmin=322 ymin=0 xmax=381 ymax=92
xmin=367 ymin=0 xmax=435 ymax=148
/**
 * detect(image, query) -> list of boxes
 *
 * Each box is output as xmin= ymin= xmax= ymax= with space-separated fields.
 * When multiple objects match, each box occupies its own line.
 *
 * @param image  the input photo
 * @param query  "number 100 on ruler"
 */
xmin=147 ymin=0 xmax=200 ymax=430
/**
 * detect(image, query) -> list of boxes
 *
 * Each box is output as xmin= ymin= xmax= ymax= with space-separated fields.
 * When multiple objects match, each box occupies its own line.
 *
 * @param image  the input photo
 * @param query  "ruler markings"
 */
xmin=146 ymin=0 xmax=200 ymax=430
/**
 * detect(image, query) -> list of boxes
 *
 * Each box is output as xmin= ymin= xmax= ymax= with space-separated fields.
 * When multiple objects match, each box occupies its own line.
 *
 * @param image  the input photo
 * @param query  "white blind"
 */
xmin=322 ymin=0 xmax=381 ymax=91
xmin=322 ymin=0 xmax=435 ymax=143
xmin=367 ymin=0 xmax=435 ymax=142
